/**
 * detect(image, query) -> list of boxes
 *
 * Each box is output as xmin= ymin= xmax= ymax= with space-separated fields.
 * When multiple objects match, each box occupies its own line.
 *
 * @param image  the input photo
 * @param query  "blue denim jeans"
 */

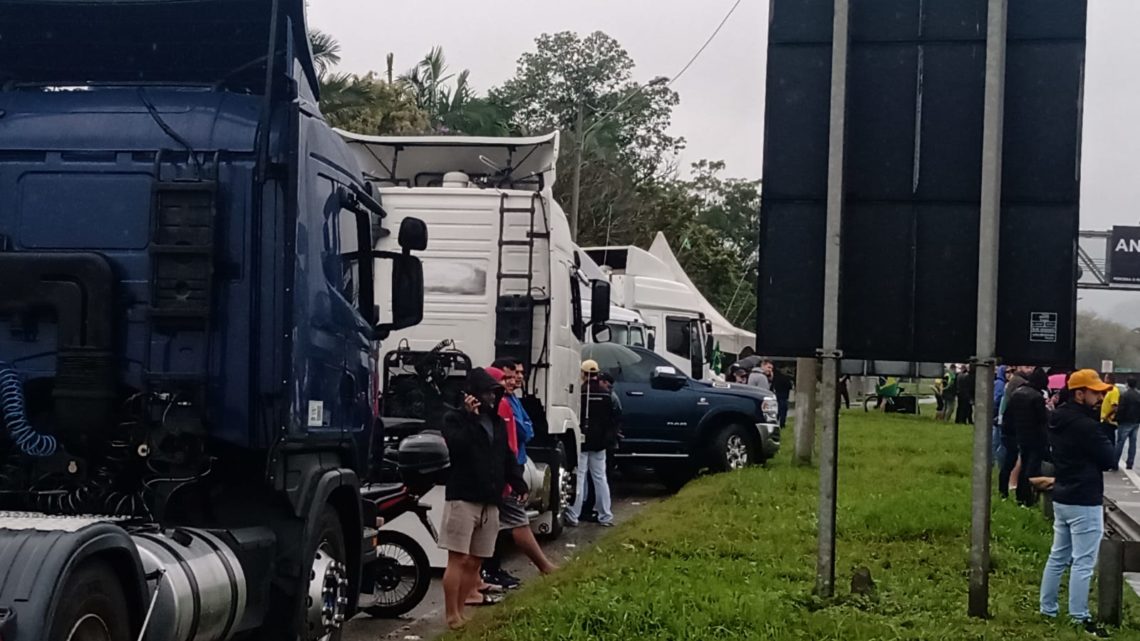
xmin=991 ymin=424 xmax=1006 ymax=471
xmin=1116 ymin=423 xmax=1138 ymax=469
xmin=1040 ymin=503 xmax=1104 ymax=621
xmin=565 ymin=451 xmax=612 ymax=525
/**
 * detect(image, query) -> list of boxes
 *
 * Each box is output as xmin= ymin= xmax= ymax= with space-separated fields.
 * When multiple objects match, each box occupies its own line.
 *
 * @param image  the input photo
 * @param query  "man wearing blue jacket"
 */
xmin=481 ymin=358 xmax=556 ymax=591
xmin=1039 ymin=369 xmax=1116 ymax=635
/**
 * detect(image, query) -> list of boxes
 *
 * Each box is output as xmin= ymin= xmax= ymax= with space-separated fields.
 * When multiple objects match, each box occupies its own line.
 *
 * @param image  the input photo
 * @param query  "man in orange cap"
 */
xmin=1039 ymin=369 xmax=1116 ymax=634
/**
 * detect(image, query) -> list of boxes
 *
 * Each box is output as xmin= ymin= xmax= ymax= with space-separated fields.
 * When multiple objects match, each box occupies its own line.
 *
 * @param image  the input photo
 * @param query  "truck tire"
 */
xmin=49 ymin=559 xmax=132 ymax=641
xmin=361 ymin=530 xmax=431 ymax=619
xmin=538 ymin=442 xmax=568 ymax=541
xmin=711 ymin=424 xmax=756 ymax=472
xmin=302 ymin=506 xmax=348 ymax=641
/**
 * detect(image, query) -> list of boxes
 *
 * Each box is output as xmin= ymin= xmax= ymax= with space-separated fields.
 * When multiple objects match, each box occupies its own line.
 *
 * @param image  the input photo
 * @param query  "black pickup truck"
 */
xmin=582 ymin=344 xmax=780 ymax=489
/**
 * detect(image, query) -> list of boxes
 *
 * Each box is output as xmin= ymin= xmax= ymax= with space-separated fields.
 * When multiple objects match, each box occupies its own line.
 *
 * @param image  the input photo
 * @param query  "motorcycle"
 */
xmin=358 ymin=433 xmax=448 ymax=618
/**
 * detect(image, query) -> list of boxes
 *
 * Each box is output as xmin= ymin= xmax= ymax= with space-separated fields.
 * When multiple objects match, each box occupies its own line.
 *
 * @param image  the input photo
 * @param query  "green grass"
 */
xmin=449 ymin=412 xmax=1140 ymax=641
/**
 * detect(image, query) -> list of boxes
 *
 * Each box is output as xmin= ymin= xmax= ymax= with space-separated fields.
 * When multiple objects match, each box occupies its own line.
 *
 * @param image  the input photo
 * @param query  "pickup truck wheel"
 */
xmin=304 ymin=506 xmax=348 ymax=641
xmin=50 ymin=559 xmax=131 ymax=641
xmin=712 ymin=424 xmax=755 ymax=472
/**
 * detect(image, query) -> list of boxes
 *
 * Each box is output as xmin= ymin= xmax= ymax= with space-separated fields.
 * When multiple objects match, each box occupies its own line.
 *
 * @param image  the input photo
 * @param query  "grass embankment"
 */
xmin=450 ymin=412 xmax=1140 ymax=641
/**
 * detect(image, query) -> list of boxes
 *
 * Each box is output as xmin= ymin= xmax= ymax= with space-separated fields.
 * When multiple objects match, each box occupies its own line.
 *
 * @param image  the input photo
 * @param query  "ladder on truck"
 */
xmin=494 ymin=192 xmax=551 ymax=392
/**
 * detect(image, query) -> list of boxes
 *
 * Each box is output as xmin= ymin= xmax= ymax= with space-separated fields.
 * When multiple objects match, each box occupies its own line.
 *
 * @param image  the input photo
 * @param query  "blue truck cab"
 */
xmin=0 ymin=1 xmax=424 ymax=639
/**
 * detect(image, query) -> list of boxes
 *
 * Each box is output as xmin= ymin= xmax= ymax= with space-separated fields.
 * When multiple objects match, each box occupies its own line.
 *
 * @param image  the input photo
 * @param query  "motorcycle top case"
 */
xmin=397 ymin=433 xmax=450 ymax=492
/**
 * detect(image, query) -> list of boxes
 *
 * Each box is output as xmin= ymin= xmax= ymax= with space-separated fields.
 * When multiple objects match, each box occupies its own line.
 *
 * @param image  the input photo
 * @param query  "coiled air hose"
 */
xmin=0 ymin=362 xmax=59 ymax=457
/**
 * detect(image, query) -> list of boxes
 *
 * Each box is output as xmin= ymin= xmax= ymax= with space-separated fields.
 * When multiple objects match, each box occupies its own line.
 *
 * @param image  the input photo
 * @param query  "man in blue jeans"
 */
xmin=1040 ymin=369 xmax=1116 ymax=635
xmin=1114 ymin=377 xmax=1140 ymax=470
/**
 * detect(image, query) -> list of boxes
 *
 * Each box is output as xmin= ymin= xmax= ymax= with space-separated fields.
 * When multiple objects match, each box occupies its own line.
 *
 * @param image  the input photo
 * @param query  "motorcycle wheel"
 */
xmin=361 ymin=530 xmax=432 ymax=619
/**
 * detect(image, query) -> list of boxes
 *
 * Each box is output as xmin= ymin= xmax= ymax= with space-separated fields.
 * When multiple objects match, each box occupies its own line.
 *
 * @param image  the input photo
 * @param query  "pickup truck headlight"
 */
xmin=761 ymin=397 xmax=778 ymax=424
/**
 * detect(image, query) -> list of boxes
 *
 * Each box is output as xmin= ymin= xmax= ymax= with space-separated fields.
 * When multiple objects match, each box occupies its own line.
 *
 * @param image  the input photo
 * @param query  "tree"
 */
xmin=319 ymin=72 xmax=430 ymax=135
xmin=400 ymin=46 xmax=454 ymax=118
xmin=306 ymin=31 xmax=430 ymax=135
xmin=309 ymin=29 xmax=341 ymax=78
xmin=1077 ymin=312 xmax=1140 ymax=371
xmin=493 ymin=31 xmax=683 ymax=175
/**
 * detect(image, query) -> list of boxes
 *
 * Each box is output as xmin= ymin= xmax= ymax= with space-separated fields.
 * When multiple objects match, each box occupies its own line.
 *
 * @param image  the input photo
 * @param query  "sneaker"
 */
xmin=485 ymin=565 xmax=522 ymax=588
xmin=598 ymin=520 xmax=615 ymax=527
xmin=490 ymin=569 xmax=521 ymax=589
xmin=1076 ymin=619 xmax=1110 ymax=638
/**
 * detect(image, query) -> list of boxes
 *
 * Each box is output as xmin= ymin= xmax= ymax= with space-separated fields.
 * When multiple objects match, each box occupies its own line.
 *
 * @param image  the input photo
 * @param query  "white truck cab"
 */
xmin=584 ymin=245 xmax=714 ymax=379
xmin=339 ymin=131 xmax=604 ymax=547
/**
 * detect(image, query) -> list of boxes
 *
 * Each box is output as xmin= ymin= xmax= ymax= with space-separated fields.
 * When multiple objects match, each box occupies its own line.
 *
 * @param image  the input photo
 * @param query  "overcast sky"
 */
xmin=309 ymin=0 xmax=1140 ymax=315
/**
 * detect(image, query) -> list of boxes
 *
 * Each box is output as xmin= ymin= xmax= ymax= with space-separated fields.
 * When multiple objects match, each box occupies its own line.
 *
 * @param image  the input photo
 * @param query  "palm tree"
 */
xmin=309 ymin=29 xmax=341 ymax=78
xmin=400 ymin=46 xmax=460 ymax=120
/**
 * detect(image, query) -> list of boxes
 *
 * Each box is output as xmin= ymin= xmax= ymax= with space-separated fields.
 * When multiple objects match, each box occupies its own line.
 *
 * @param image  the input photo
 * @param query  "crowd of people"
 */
xmin=981 ymin=365 xmax=1124 ymax=636
xmin=726 ymin=346 xmax=793 ymax=428
xmin=432 ymin=351 xmax=1129 ymax=632
xmin=437 ymin=357 xmax=620 ymax=629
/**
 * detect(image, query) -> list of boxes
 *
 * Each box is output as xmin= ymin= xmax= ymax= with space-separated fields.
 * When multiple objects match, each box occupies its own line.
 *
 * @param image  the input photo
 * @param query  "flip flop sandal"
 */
xmin=466 ymin=593 xmax=503 ymax=607
xmin=479 ymin=583 xmax=506 ymax=594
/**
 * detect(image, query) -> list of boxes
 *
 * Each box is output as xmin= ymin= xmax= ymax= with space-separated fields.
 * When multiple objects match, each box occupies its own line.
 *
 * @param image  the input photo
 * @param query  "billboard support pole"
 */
xmin=794 ymin=357 xmax=819 ymax=465
xmin=968 ymin=0 xmax=1009 ymax=619
xmin=815 ymin=0 xmax=850 ymax=599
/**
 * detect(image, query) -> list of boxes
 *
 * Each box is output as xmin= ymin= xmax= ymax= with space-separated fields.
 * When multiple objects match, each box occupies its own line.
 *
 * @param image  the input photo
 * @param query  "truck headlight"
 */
xmin=761 ymin=398 xmax=778 ymax=423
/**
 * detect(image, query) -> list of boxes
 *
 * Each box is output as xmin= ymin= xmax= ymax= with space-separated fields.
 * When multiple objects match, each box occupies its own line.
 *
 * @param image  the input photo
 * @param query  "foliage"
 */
xmin=493 ymin=31 xmax=683 ymax=175
xmin=319 ymin=72 xmax=429 ymax=135
xmin=680 ymin=160 xmax=762 ymax=326
xmin=1077 ymin=311 xmax=1140 ymax=371
xmin=308 ymin=29 xmax=341 ymax=77
xmin=447 ymin=412 xmax=1140 ymax=640
xmin=307 ymin=28 xmax=761 ymax=325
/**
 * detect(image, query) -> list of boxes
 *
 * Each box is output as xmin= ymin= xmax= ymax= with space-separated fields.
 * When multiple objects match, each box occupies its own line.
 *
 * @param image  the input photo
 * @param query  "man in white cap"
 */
xmin=564 ymin=359 xmax=617 ymax=527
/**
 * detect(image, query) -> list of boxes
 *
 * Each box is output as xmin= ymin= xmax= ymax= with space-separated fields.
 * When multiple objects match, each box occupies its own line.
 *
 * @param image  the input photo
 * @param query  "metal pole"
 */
xmin=816 ymin=0 xmax=849 ymax=599
xmin=968 ymin=0 xmax=1008 ymax=619
xmin=570 ymin=101 xmax=584 ymax=242
xmin=1097 ymin=538 xmax=1124 ymax=626
xmin=794 ymin=357 xmax=819 ymax=466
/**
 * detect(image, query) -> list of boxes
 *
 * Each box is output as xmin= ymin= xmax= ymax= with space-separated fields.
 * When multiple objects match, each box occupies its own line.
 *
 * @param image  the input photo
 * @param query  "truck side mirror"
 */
xmin=374 ymin=254 xmax=423 ymax=334
xmin=374 ymin=216 xmax=428 ymax=335
xmin=650 ymin=366 xmax=688 ymax=391
xmin=398 ymin=217 xmax=428 ymax=252
xmin=590 ymin=280 xmax=610 ymax=325
xmin=592 ymin=323 xmax=612 ymax=343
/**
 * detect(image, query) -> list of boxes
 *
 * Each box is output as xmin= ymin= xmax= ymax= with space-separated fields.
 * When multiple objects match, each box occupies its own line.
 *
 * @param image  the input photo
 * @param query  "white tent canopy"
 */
xmin=647 ymin=232 xmax=756 ymax=356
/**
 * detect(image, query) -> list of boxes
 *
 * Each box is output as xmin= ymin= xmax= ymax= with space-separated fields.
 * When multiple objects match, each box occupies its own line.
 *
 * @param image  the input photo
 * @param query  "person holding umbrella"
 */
xmin=565 ymin=359 xmax=619 ymax=527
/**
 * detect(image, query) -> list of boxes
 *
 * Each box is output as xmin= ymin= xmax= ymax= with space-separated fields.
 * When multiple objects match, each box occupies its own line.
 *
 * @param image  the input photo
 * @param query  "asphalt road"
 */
xmin=343 ymin=475 xmax=667 ymax=641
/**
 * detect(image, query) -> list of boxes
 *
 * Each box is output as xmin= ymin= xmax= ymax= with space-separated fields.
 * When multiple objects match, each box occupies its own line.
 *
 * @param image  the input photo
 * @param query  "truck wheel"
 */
xmin=303 ymin=506 xmax=349 ymax=641
xmin=49 ymin=559 xmax=131 ymax=641
xmin=361 ymin=531 xmax=431 ymax=619
xmin=711 ymin=424 xmax=755 ymax=472
xmin=538 ymin=442 xmax=568 ymax=541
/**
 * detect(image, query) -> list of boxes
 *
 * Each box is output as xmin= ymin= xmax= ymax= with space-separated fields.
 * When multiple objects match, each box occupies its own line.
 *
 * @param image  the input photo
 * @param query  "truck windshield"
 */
xmin=1 ymin=1 xmax=279 ymax=91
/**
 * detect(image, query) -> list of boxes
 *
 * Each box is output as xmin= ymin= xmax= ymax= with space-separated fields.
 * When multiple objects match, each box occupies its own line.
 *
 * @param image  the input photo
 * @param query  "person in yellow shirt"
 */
xmin=1101 ymin=373 xmax=1120 ymax=426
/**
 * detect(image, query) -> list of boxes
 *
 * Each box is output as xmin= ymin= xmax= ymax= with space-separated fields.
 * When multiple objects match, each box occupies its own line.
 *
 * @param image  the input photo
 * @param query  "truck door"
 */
xmin=605 ymin=349 xmax=697 ymax=455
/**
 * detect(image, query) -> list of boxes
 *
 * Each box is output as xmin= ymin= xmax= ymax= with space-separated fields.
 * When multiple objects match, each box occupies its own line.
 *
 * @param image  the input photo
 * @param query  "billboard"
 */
xmin=757 ymin=0 xmax=1084 ymax=368
xmin=1109 ymin=226 xmax=1140 ymax=284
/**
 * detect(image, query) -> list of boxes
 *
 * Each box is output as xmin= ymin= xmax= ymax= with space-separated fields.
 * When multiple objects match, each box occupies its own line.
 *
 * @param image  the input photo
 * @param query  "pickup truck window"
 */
xmin=600 ymin=347 xmax=676 ymax=384
xmin=665 ymin=316 xmax=692 ymax=359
